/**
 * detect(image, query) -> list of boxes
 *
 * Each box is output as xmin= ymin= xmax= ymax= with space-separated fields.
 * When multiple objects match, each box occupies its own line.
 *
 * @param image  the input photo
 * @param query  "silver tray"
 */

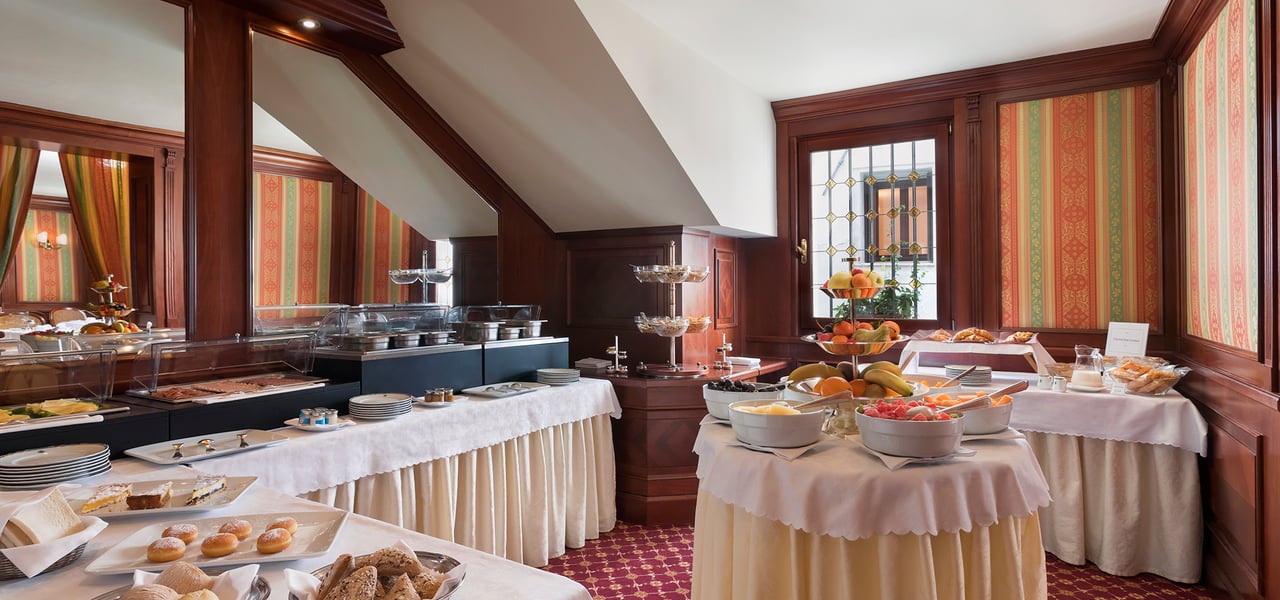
xmin=91 ymin=574 xmax=270 ymax=600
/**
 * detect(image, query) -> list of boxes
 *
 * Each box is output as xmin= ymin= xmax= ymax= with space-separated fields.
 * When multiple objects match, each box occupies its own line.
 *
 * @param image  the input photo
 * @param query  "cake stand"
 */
xmin=633 ymin=242 xmax=711 ymax=379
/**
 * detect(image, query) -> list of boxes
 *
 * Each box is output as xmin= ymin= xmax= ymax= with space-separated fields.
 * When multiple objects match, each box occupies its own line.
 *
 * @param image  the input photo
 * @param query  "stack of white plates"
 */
xmin=348 ymin=393 xmax=414 ymax=420
xmin=0 ymin=443 xmax=111 ymax=489
xmin=537 ymin=368 xmax=581 ymax=385
xmin=945 ymin=365 xmax=993 ymax=386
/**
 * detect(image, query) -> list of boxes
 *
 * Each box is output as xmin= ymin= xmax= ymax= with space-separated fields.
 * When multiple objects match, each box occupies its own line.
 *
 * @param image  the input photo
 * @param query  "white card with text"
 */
xmin=1105 ymin=322 xmax=1150 ymax=357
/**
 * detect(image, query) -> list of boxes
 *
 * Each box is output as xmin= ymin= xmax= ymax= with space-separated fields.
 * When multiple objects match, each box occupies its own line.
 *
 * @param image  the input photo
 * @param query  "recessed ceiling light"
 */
xmin=299 ymin=18 xmax=319 ymax=30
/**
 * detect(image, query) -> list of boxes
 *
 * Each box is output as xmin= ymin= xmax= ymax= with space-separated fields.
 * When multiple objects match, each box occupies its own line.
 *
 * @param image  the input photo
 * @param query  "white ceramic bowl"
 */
xmin=703 ymin=385 xmax=783 ymax=420
xmin=727 ymin=399 xmax=825 ymax=448
xmin=961 ymin=403 xmax=1013 ymax=434
xmin=855 ymin=410 xmax=964 ymax=458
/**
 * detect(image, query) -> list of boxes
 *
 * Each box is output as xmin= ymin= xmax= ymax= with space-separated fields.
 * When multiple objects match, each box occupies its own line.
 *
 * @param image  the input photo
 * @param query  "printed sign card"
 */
xmin=1104 ymin=322 xmax=1150 ymax=357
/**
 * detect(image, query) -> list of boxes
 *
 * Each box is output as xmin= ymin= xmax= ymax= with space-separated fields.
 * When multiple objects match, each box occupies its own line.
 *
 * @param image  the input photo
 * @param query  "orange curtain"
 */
xmin=0 ymin=141 xmax=40 ymax=284
xmin=59 ymin=151 xmax=132 ymax=305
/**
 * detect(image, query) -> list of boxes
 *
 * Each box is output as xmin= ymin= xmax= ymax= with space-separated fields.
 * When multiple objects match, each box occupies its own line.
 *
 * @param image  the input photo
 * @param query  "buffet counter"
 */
xmin=0 ymin=460 xmax=592 ymax=599
xmin=190 ymin=378 xmax=621 ymax=567
xmin=691 ymin=423 xmax=1051 ymax=599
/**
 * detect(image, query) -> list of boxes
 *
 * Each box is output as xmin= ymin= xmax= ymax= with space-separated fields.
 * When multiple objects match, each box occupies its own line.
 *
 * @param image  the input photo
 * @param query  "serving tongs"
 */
xmin=937 ymin=365 xmax=978 ymax=388
xmin=946 ymin=380 xmax=1030 ymax=413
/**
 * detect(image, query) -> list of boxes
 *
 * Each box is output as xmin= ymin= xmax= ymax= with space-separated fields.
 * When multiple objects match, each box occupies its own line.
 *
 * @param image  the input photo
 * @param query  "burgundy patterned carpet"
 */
xmin=543 ymin=521 xmax=1224 ymax=599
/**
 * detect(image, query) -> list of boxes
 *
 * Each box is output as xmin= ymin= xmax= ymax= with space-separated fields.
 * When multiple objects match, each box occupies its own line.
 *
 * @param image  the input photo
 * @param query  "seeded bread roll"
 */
xmin=120 ymin=584 xmax=180 ymax=600
xmin=155 ymin=561 xmax=213 ymax=594
xmin=382 ymin=574 xmax=422 ymax=600
xmin=315 ymin=553 xmax=353 ymax=600
xmin=321 ymin=565 xmax=377 ymax=600
xmin=355 ymin=547 xmax=422 ymax=577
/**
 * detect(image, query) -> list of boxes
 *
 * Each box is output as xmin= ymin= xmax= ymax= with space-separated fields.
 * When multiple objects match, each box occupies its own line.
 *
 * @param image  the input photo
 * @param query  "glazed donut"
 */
xmin=200 ymin=532 xmax=239 ymax=558
xmin=217 ymin=519 xmax=253 ymax=541
xmin=266 ymin=516 xmax=298 ymax=534
xmin=146 ymin=537 xmax=187 ymax=563
xmin=161 ymin=524 xmax=199 ymax=545
xmin=255 ymin=528 xmax=293 ymax=554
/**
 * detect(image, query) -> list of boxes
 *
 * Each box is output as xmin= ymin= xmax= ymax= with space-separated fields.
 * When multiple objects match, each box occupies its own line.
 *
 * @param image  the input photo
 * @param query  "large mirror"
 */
xmin=0 ymin=0 xmax=184 ymax=329
xmin=250 ymin=31 xmax=497 ymax=322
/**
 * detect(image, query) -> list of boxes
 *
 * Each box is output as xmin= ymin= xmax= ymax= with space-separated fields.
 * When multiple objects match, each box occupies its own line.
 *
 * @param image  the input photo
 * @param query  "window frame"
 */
xmin=795 ymin=121 xmax=952 ymax=332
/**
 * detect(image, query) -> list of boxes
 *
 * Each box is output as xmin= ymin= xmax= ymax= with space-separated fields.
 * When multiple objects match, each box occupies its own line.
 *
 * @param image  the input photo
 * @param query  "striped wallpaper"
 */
xmin=998 ymin=84 xmax=1162 ymax=330
xmin=356 ymin=191 xmax=416 ymax=304
xmin=1183 ymin=0 xmax=1258 ymax=352
xmin=14 ymin=209 xmax=79 ymax=302
xmin=252 ymin=173 xmax=333 ymax=307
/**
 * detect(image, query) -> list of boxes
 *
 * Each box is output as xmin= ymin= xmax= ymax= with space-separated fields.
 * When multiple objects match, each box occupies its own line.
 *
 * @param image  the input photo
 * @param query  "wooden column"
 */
xmin=184 ymin=0 xmax=252 ymax=339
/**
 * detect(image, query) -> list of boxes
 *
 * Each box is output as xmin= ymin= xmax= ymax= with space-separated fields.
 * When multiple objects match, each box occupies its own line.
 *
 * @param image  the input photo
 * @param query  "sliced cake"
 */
xmin=126 ymin=481 xmax=173 ymax=510
xmin=81 ymin=483 xmax=132 ymax=513
xmin=185 ymin=475 xmax=227 ymax=506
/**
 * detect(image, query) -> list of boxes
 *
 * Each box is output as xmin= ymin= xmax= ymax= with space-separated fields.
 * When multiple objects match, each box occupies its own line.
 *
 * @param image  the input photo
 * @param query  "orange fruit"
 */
xmin=832 ymin=321 xmax=856 ymax=336
xmin=856 ymin=322 xmax=873 ymax=331
xmin=882 ymin=320 xmax=900 ymax=338
xmin=829 ymin=334 xmax=849 ymax=343
xmin=814 ymin=377 xmax=851 ymax=396
xmin=847 ymin=379 xmax=868 ymax=396
xmin=850 ymin=273 xmax=873 ymax=288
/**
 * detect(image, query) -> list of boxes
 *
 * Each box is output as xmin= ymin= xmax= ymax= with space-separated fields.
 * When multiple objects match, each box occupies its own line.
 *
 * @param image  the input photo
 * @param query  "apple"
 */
xmin=817 ymin=332 xmax=834 ymax=341
xmin=850 ymin=268 xmax=865 ymax=276
xmin=867 ymin=271 xmax=885 ymax=286
xmin=826 ymin=271 xmax=854 ymax=289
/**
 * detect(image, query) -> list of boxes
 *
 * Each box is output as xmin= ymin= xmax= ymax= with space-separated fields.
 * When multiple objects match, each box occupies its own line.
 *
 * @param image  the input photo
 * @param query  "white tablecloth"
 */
xmin=897 ymin=339 xmax=1056 ymax=373
xmin=694 ymin=423 xmax=1051 ymax=541
xmin=0 ymin=460 xmax=593 ymax=599
xmin=190 ymin=378 xmax=622 ymax=495
xmin=692 ymin=425 xmax=1051 ymax=599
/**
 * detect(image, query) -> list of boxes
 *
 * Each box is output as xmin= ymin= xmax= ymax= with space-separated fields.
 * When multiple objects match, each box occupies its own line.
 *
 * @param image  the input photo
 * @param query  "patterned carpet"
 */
xmin=544 ymin=521 xmax=1224 ymax=599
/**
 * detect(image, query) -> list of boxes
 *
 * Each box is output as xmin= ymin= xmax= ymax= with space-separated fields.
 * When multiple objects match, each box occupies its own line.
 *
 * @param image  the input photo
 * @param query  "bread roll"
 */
xmin=382 ymin=574 xmax=422 ymax=600
xmin=321 ymin=565 xmax=377 ymax=600
xmin=315 ymin=553 xmax=352 ymax=600
xmin=120 ymin=584 xmax=180 ymax=600
xmin=355 ymin=547 xmax=421 ymax=577
xmin=155 ymin=561 xmax=213 ymax=594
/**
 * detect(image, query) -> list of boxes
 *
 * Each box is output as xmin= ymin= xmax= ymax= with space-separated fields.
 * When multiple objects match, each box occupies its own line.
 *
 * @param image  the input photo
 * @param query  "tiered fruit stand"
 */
xmin=632 ymin=242 xmax=712 ymax=379
xmin=88 ymin=274 xmax=133 ymax=325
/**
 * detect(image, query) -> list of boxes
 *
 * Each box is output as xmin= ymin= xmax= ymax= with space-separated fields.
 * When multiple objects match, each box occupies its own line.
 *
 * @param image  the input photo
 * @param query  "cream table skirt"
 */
xmin=302 ymin=413 xmax=616 ymax=567
xmin=1024 ymin=431 xmax=1202 ymax=583
xmin=692 ymin=489 xmax=1046 ymax=600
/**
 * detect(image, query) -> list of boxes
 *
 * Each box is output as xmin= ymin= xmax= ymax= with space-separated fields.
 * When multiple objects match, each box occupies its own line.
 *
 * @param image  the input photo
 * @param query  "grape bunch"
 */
xmin=707 ymin=378 xmax=756 ymax=392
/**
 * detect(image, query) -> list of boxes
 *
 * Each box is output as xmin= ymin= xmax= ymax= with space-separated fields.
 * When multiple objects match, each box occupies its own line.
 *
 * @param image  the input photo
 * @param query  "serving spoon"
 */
xmin=905 ymin=379 xmax=1031 ymax=418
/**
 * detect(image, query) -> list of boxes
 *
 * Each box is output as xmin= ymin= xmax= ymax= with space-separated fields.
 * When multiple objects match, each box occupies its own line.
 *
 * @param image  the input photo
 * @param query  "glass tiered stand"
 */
xmin=88 ymin=274 xmax=133 ymax=325
xmin=803 ymin=283 xmax=912 ymax=436
xmin=632 ymin=242 xmax=712 ymax=379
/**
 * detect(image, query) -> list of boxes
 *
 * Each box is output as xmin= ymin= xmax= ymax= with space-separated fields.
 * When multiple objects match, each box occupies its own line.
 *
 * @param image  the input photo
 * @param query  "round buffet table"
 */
xmin=691 ymin=422 xmax=1052 ymax=599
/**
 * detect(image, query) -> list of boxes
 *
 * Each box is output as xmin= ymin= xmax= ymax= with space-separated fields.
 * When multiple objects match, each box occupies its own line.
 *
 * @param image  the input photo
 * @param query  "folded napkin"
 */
xmin=726 ymin=357 xmax=762 ymax=367
xmin=698 ymin=414 xmax=731 ymax=427
xmin=134 ymin=563 xmax=259 ymax=600
xmin=285 ymin=540 xmax=467 ymax=600
xmin=726 ymin=440 xmax=820 ymax=461
xmin=0 ymin=414 xmax=104 ymax=435
xmin=858 ymin=442 xmax=976 ymax=471
xmin=0 ymin=486 xmax=108 ymax=577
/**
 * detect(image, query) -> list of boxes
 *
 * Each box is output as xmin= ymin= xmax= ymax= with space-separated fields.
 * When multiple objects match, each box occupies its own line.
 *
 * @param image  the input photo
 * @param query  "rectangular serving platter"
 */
xmin=460 ymin=381 xmax=549 ymax=399
xmin=124 ymin=430 xmax=289 ymax=465
xmin=85 ymin=510 xmax=349 ymax=574
xmin=127 ymin=375 xmax=327 ymax=405
xmin=65 ymin=476 xmax=258 ymax=518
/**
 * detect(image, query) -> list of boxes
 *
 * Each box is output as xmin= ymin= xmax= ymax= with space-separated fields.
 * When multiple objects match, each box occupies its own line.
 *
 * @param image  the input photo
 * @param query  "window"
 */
xmin=800 ymin=123 xmax=949 ymax=325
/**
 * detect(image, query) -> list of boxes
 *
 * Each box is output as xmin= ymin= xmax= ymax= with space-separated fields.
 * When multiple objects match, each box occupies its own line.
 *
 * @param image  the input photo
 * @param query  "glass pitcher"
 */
xmin=1070 ymin=345 xmax=1105 ymax=389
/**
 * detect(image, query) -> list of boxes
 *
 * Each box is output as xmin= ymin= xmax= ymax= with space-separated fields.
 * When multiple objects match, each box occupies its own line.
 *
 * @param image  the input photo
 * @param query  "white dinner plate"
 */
xmin=0 ymin=456 xmax=109 ymax=478
xmin=349 ymin=393 xmax=414 ymax=406
xmin=85 ymin=510 xmax=349 ymax=574
xmin=124 ymin=430 xmax=289 ymax=465
xmin=283 ymin=418 xmax=356 ymax=432
xmin=348 ymin=412 xmax=407 ymax=420
xmin=0 ymin=464 xmax=112 ymax=489
xmin=0 ymin=443 xmax=109 ymax=468
xmin=66 ymin=476 xmax=258 ymax=517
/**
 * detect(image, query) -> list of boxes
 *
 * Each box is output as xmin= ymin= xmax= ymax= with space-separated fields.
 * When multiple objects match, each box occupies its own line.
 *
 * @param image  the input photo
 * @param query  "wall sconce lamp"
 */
xmin=35 ymin=231 xmax=67 ymax=250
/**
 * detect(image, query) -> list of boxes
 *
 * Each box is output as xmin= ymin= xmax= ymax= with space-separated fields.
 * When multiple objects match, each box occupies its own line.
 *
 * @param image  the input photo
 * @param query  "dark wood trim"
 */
xmin=329 ymin=174 xmax=358 ymax=305
xmin=0 ymin=102 xmax=182 ymax=156
xmin=227 ymin=0 xmax=402 ymax=55
xmin=1259 ymin=0 xmax=1278 ymax=381
xmin=184 ymin=0 xmax=253 ymax=339
xmin=1157 ymin=0 xmax=1232 ymax=62
xmin=250 ymin=146 xmax=335 ymax=179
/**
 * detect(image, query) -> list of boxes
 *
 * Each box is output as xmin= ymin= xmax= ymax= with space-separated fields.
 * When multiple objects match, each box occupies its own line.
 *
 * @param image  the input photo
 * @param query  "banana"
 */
xmin=863 ymin=368 xmax=915 ymax=396
xmin=860 ymin=361 xmax=902 ymax=378
xmin=787 ymin=362 xmax=843 ymax=382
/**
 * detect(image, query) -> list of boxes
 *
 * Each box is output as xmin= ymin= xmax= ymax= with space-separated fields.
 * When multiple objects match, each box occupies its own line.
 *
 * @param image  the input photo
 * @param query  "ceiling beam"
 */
xmin=227 ymin=0 xmax=403 ymax=54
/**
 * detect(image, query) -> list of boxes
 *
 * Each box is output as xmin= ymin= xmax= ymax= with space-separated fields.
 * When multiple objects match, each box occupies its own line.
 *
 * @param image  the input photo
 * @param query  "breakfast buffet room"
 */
xmin=0 ymin=0 xmax=1274 ymax=599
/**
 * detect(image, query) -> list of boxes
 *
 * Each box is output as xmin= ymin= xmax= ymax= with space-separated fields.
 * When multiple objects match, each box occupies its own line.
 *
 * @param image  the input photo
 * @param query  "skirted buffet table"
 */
xmin=186 ymin=378 xmax=622 ymax=567
xmin=690 ymin=422 xmax=1052 ymax=599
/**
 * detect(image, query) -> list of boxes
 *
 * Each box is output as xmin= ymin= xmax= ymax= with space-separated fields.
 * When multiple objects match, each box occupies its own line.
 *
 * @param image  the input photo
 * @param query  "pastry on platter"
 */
xmin=951 ymin=327 xmax=995 ymax=343
xmin=1004 ymin=331 xmax=1034 ymax=343
xmin=127 ymin=481 xmax=174 ymax=510
xmin=82 ymin=483 xmax=132 ymax=513
xmin=186 ymin=475 xmax=227 ymax=506
xmin=926 ymin=329 xmax=951 ymax=342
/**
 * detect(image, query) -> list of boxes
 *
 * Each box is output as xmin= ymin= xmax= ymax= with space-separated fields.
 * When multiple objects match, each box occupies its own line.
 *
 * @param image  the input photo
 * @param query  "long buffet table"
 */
xmin=998 ymin=373 xmax=1208 ymax=583
xmin=0 ymin=460 xmax=593 ymax=599
xmin=186 ymin=378 xmax=621 ymax=567
xmin=691 ymin=422 xmax=1052 ymax=599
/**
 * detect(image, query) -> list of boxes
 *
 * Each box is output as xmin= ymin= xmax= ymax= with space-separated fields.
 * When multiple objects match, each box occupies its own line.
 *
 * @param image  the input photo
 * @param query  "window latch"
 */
xmin=795 ymin=238 xmax=808 ymax=264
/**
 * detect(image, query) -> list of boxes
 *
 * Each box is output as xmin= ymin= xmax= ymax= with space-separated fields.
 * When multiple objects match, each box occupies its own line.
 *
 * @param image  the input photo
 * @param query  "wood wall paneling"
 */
xmin=1199 ymin=405 xmax=1262 ymax=598
xmin=713 ymin=247 xmax=736 ymax=329
xmin=185 ymin=0 xmax=253 ymax=339
xmin=447 ymin=236 xmax=498 ymax=307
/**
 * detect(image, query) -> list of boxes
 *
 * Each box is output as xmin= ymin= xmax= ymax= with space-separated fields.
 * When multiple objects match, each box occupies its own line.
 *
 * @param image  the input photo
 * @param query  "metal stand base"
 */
xmin=636 ymin=363 xmax=708 ymax=379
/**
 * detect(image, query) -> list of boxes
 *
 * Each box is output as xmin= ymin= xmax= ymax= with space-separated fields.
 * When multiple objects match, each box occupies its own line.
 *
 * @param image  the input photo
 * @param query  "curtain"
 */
xmin=59 ymin=151 xmax=131 ymax=305
xmin=356 ymin=190 xmax=417 ymax=304
xmin=0 ymin=142 xmax=40 ymax=284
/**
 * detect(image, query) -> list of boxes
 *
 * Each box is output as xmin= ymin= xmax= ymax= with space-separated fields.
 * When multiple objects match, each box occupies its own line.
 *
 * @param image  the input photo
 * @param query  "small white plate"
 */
xmin=416 ymin=400 xmax=456 ymax=409
xmin=283 ymin=418 xmax=356 ymax=432
xmin=66 ymin=476 xmax=258 ymax=517
xmin=1066 ymin=383 xmax=1107 ymax=393
xmin=85 ymin=510 xmax=349 ymax=574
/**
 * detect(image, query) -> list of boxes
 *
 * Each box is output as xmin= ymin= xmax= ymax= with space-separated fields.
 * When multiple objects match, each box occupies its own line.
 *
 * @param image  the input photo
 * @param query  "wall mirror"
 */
xmin=0 ymin=0 xmax=185 ymax=329
xmin=249 ymin=28 xmax=498 ymax=325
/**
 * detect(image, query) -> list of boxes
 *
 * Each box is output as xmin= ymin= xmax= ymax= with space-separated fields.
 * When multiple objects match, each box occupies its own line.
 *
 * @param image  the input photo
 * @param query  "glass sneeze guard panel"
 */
xmin=0 ymin=349 xmax=118 ymax=405
xmin=129 ymin=333 xmax=316 ymax=394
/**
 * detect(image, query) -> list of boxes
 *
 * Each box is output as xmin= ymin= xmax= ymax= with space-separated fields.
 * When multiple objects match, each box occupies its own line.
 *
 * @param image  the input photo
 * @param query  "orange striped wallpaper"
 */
xmin=998 ymin=84 xmax=1162 ymax=330
xmin=356 ymin=191 xmax=416 ymax=304
xmin=252 ymin=173 xmax=333 ymax=307
xmin=1183 ymin=0 xmax=1258 ymax=351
